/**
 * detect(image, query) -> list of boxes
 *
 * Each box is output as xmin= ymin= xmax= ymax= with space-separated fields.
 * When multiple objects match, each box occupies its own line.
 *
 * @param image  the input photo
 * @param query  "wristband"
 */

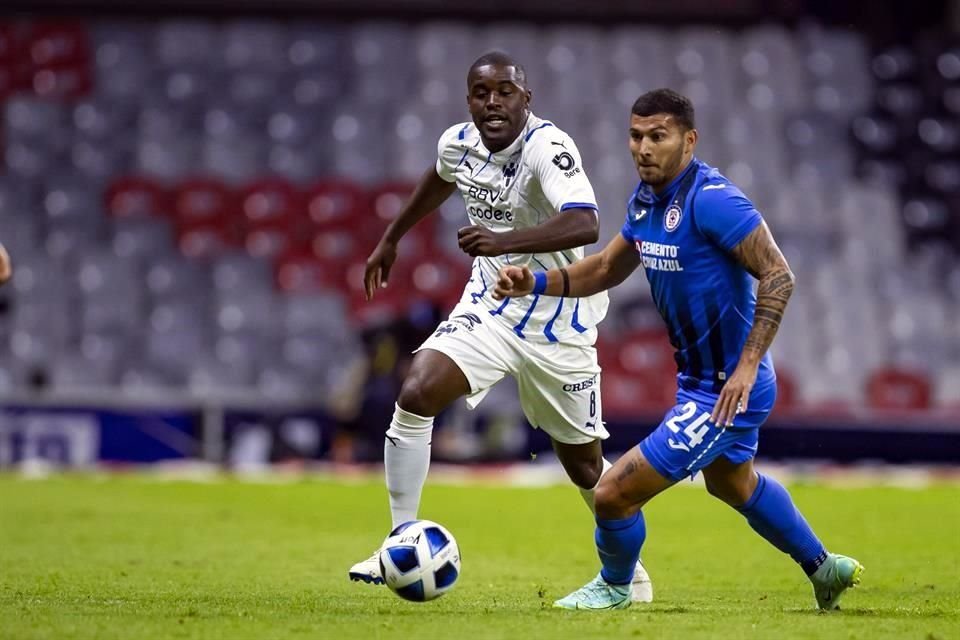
xmin=560 ymin=267 xmax=570 ymax=298
xmin=532 ymin=271 xmax=548 ymax=295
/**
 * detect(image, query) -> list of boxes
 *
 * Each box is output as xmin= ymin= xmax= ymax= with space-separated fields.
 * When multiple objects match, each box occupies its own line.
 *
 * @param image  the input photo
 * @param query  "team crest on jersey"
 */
xmin=664 ymin=204 xmax=683 ymax=232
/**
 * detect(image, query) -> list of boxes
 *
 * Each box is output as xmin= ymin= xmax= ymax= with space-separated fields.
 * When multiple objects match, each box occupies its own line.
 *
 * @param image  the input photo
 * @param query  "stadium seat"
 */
xmin=105 ymin=176 xmax=169 ymax=218
xmin=172 ymin=178 xmax=234 ymax=223
xmin=303 ymin=179 xmax=366 ymax=229
xmin=866 ymin=367 xmax=933 ymax=410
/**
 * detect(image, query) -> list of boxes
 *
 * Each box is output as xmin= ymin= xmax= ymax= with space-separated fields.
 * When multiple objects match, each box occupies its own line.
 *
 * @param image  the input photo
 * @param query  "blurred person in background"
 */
xmin=495 ymin=89 xmax=863 ymax=611
xmin=350 ymin=51 xmax=653 ymax=602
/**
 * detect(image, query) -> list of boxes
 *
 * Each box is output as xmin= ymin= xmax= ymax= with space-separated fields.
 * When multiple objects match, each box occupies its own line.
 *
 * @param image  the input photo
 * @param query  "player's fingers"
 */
xmin=710 ymin=390 xmax=728 ymax=424
xmin=363 ymin=266 xmax=378 ymax=301
xmin=737 ymin=389 xmax=750 ymax=415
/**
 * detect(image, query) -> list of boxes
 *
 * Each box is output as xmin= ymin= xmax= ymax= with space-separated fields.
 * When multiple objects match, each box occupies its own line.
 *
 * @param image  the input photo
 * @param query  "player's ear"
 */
xmin=686 ymin=128 xmax=698 ymax=152
xmin=524 ymin=89 xmax=532 ymax=109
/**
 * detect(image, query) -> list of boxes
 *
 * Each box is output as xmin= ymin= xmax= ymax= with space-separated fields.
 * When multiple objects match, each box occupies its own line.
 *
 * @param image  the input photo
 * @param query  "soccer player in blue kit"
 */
xmin=494 ymin=89 xmax=863 ymax=611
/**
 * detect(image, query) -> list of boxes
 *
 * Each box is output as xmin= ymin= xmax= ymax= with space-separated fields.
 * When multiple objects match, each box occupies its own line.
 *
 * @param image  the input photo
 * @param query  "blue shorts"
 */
xmin=639 ymin=383 xmax=775 ymax=482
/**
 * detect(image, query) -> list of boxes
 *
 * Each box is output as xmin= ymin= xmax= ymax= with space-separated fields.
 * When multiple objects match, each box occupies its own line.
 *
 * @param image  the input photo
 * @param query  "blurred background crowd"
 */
xmin=0 ymin=0 xmax=957 ymax=467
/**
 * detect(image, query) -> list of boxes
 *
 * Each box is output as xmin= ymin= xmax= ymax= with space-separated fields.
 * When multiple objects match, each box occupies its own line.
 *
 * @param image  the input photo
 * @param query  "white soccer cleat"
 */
xmin=632 ymin=559 xmax=654 ymax=603
xmin=348 ymin=550 xmax=384 ymax=585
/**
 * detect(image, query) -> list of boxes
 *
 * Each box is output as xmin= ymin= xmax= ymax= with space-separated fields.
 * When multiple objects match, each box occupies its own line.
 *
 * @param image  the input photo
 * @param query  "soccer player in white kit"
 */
xmin=349 ymin=52 xmax=652 ymax=601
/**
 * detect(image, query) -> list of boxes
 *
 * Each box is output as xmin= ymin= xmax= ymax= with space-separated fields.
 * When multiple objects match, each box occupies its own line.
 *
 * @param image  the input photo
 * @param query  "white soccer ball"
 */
xmin=378 ymin=519 xmax=461 ymax=602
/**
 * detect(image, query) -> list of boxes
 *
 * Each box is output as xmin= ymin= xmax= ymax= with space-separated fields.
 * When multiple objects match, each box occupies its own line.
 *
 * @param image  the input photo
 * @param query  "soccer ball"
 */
xmin=378 ymin=520 xmax=461 ymax=602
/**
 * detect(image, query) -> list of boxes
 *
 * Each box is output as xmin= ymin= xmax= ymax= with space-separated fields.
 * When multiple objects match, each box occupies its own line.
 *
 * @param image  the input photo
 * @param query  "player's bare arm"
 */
xmin=711 ymin=221 xmax=795 ymax=426
xmin=457 ymin=207 xmax=597 ymax=258
xmin=0 ymin=243 xmax=12 ymax=286
xmin=364 ymin=167 xmax=458 ymax=300
xmin=492 ymin=233 xmax=642 ymax=300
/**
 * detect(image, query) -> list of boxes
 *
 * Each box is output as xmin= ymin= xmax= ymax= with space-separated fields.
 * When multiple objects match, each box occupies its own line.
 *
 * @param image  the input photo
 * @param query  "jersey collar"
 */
xmin=478 ymin=111 xmax=536 ymax=162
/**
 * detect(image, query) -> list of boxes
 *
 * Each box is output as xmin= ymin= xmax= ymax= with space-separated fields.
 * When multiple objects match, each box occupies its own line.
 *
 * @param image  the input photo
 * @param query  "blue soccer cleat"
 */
xmin=810 ymin=553 xmax=864 ymax=611
xmin=554 ymin=573 xmax=632 ymax=611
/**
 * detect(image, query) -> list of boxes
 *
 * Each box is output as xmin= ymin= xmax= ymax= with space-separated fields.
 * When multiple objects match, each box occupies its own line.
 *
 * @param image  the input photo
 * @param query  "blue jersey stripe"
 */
xmin=524 ymin=122 xmax=553 ymax=141
xmin=457 ymin=123 xmax=469 ymax=140
xmin=571 ymin=299 xmax=587 ymax=333
xmin=470 ymin=269 xmax=488 ymax=303
xmin=472 ymin=151 xmax=493 ymax=177
xmin=543 ymin=297 xmax=564 ymax=342
xmin=489 ymin=297 xmax=510 ymax=316
xmin=454 ymin=148 xmax=470 ymax=170
xmin=512 ymin=295 xmax=540 ymax=339
xmin=559 ymin=202 xmax=598 ymax=211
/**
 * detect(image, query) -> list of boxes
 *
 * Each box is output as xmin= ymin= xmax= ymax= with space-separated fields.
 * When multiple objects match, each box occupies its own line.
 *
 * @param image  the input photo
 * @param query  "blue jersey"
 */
xmin=619 ymin=158 xmax=776 ymax=404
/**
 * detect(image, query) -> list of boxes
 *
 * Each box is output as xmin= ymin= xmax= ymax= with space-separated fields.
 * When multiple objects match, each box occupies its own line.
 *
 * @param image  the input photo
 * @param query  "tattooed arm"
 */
xmin=710 ymin=221 xmax=795 ymax=426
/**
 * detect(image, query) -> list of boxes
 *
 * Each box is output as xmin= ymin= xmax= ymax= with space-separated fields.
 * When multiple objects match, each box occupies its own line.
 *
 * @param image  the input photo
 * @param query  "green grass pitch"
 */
xmin=1 ymin=474 xmax=958 ymax=640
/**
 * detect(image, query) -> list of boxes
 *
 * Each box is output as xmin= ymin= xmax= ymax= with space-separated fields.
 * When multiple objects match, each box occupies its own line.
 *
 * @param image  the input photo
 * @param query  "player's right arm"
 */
xmin=492 ymin=233 xmax=641 ymax=300
xmin=0 ymin=243 xmax=12 ymax=286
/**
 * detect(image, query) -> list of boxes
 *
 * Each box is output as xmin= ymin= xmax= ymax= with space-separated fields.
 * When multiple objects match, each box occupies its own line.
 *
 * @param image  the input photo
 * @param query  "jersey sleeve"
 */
xmin=435 ymin=122 xmax=470 ymax=183
xmin=524 ymin=128 xmax=598 ymax=214
xmin=693 ymin=183 xmax=763 ymax=252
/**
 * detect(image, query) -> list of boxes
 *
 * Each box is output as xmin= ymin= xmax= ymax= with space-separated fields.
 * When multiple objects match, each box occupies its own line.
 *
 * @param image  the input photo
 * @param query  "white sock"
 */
xmin=384 ymin=403 xmax=434 ymax=530
xmin=578 ymin=457 xmax=613 ymax=515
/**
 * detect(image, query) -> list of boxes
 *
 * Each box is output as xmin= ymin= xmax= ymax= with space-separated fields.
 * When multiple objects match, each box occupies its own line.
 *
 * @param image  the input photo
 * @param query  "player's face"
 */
xmin=467 ymin=64 xmax=531 ymax=152
xmin=628 ymin=114 xmax=697 ymax=191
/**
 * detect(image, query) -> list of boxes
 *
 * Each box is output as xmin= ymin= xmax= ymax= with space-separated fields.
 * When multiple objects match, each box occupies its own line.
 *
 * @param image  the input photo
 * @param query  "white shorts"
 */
xmin=415 ymin=302 xmax=607 ymax=445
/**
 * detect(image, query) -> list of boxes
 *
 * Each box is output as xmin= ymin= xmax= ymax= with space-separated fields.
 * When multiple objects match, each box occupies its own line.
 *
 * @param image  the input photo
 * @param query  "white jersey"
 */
xmin=435 ymin=113 xmax=609 ymax=347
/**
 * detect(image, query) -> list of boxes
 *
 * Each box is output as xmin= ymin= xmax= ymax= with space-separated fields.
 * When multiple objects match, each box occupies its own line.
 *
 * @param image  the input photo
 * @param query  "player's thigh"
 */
xmin=399 ymin=349 xmax=472 ymax=416
xmin=515 ymin=342 xmax=604 ymax=445
xmin=639 ymin=394 xmax=761 ymax=483
xmin=411 ymin=306 xmax=515 ymax=411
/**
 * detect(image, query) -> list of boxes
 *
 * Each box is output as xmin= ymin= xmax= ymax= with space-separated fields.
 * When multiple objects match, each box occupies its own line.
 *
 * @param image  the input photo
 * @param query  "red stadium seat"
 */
xmin=409 ymin=255 xmax=471 ymax=309
xmin=30 ymin=64 xmax=91 ymax=99
xmin=601 ymin=367 xmax=674 ymax=419
xmin=772 ymin=367 xmax=799 ymax=414
xmin=238 ymin=178 xmax=302 ymax=225
xmin=25 ymin=22 xmax=90 ymax=67
xmin=611 ymin=329 xmax=676 ymax=375
xmin=866 ymin=366 xmax=933 ymax=410
xmin=173 ymin=178 xmax=235 ymax=225
xmin=104 ymin=176 xmax=170 ymax=218
xmin=0 ymin=23 xmax=17 ymax=64
xmin=303 ymin=179 xmax=366 ymax=229
xmin=369 ymin=181 xmax=436 ymax=237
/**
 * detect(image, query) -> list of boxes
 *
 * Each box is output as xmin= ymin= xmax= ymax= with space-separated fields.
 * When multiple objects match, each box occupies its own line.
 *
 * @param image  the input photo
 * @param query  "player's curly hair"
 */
xmin=632 ymin=89 xmax=695 ymax=130
xmin=468 ymin=51 xmax=528 ymax=88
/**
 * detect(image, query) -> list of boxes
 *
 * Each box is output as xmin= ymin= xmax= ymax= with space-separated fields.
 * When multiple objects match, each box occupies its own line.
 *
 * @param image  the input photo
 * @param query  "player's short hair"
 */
xmin=631 ymin=89 xmax=695 ymax=131
xmin=468 ymin=51 xmax=528 ymax=88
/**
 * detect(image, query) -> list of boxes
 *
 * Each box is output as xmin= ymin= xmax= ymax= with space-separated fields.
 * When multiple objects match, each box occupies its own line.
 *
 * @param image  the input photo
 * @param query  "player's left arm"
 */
xmin=457 ymin=208 xmax=597 ymax=257
xmin=711 ymin=221 xmax=795 ymax=426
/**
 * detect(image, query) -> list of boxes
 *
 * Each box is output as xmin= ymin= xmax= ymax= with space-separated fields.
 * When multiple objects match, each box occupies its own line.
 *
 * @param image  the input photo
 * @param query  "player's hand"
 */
xmin=711 ymin=362 xmax=758 ymax=427
xmin=492 ymin=265 xmax=534 ymax=300
xmin=457 ymin=225 xmax=505 ymax=257
xmin=363 ymin=239 xmax=398 ymax=301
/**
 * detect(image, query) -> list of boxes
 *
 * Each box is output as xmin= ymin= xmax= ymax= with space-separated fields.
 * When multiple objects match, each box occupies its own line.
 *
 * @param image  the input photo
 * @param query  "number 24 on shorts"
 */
xmin=665 ymin=401 xmax=713 ymax=452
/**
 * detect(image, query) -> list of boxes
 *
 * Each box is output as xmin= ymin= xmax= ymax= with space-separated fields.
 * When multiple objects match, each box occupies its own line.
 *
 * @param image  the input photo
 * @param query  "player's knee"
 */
xmin=397 ymin=376 xmax=442 ymax=418
xmin=594 ymin=476 xmax=631 ymax=519
xmin=565 ymin=458 xmax=603 ymax=490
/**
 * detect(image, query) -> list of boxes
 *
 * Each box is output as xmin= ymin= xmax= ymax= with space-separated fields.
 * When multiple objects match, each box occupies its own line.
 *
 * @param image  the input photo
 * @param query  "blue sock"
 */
xmin=595 ymin=512 xmax=646 ymax=585
xmin=737 ymin=474 xmax=827 ymax=576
